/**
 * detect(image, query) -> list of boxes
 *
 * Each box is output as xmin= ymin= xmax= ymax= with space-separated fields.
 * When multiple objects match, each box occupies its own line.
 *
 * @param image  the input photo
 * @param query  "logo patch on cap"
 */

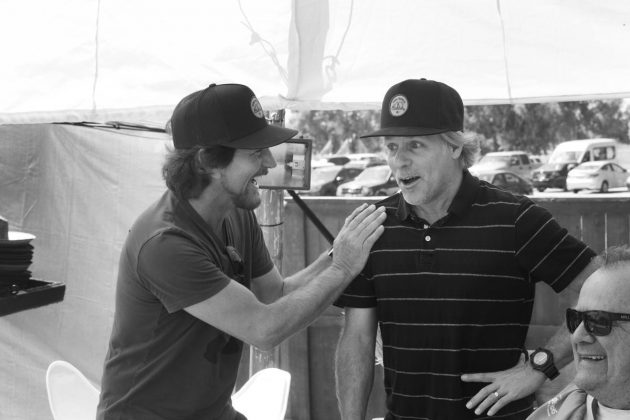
xmin=389 ymin=94 xmax=408 ymax=117
xmin=250 ymin=97 xmax=264 ymax=119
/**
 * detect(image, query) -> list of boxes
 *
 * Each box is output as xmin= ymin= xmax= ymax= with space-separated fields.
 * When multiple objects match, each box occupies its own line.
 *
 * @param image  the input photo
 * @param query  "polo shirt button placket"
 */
xmin=425 ymin=235 xmax=431 ymax=242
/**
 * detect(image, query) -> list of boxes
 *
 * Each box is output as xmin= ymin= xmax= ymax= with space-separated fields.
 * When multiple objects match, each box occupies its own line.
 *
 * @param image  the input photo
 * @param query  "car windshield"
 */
xmin=311 ymin=166 xmax=340 ymax=183
xmin=354 ymin=166 xmax=390 ymax=182
xmin=549 ymin=151 xmax=580 ymax=163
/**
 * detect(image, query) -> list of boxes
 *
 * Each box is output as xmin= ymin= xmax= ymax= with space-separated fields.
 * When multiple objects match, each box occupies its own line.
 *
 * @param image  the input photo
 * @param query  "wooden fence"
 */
xmin=241 ymin=196 xmax=630 ymax=420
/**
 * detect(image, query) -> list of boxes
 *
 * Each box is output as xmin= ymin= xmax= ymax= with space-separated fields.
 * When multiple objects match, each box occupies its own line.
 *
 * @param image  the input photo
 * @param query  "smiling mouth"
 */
xmin=579 ymin=354 xmax=606 ymax=361
xmin=399 ymin=176 xmax=420 ymax=186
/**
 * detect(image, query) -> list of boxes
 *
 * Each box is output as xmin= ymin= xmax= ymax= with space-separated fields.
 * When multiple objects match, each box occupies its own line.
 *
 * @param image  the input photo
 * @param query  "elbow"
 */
xmin=249 ymin=323 xmax=284 ymax=351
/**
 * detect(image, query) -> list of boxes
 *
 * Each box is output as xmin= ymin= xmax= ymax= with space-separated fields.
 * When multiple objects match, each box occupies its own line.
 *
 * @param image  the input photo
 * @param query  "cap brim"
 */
xmin=227 ymin=125 xmax=298 ymax=149
xmin=360 ymin=126 xmax=450 ymax=138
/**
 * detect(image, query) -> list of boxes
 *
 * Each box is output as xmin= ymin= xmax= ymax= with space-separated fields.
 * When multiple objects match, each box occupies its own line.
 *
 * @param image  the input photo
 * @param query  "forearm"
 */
xmin=335 ymin=329 xmax=375 ymax=420
xmin=539 ymin=323 xmax=574 ymax=369
xmin=281 ymin=251 xmax=332 ymax=295
xmin=259 ymin=264 xmax=353 ymax=348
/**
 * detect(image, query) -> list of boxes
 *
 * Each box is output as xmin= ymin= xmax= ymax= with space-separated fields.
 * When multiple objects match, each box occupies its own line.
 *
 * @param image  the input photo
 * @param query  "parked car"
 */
xmin=566 ymin=161 xmax=628 ymax=193
xmin=302 ymin=164 xmax=364 ymax=196
xmin=531 ymin=161 xmax=576 ymax=192
xmin=469 ymin=151 xmax=541 ymax=180
xmin=336 ymin=165 xmax=398 ymax=196
xmin=321 ymin=153 xmax=387 ymax=167
xmin=474 ymin=170 xmax=533 ymax=195
xmin=532 ymin=138 xmax=620 ymax=192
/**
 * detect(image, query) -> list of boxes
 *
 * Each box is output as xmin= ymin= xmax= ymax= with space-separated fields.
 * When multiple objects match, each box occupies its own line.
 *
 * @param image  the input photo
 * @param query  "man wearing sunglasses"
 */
xmin=97 ymin=83 xmax=387 ymax=420
xmin=528 ymin=245 xmax=630 ymax=419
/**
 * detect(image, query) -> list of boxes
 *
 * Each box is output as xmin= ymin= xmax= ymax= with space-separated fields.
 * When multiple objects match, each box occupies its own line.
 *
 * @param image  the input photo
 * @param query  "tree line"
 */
xmin=288 ymin=100 xmax=630 ymax=157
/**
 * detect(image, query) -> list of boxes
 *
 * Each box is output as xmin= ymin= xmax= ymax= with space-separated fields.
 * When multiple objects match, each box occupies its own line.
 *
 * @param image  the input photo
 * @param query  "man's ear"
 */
xmin=450 ymin=144 xmax=463 ymax=159
xmin=196 ymin=149 xmax=220 ymax=178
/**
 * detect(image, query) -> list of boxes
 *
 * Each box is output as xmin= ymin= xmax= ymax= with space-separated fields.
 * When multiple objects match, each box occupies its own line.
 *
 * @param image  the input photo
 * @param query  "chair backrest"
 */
xmin=231 ymin=368 xmax=291 ymax=420
xmin=46 ymin=360 xmax=100 ymax=420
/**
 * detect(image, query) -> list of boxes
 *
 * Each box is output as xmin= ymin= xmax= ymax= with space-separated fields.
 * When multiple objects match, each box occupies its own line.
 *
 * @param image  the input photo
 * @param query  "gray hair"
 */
xmin=439 ymin=131 xmax=480 ymax=169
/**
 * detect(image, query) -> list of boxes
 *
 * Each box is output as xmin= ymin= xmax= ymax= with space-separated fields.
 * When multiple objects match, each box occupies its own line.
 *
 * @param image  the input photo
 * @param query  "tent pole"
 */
xmin=251 ymin=110 xmax=286 ymax=374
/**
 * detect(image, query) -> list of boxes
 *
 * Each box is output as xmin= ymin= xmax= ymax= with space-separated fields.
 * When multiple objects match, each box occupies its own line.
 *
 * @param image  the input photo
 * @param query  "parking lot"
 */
xmin=532 ymin=187 xmax=630 ymax=198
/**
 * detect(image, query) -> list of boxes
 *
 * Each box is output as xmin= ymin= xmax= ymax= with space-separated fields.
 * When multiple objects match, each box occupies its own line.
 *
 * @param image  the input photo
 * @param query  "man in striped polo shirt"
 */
xmin=334 ymin=78 xmax=599 ymax=420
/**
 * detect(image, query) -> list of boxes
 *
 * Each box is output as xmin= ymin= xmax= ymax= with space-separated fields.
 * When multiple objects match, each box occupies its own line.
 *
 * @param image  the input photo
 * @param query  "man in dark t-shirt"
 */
xmin=97 ymin=83 xmax=386 ymax=420
xmin=334 ymin=79 xmax=599 ymax=420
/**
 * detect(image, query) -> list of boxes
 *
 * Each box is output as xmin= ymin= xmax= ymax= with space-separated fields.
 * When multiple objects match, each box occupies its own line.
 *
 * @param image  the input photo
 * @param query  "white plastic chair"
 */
xmin=231 ymin=368 xmax=291 ymax=420
xmin=46 ymin=360 xmax=100 ymax=420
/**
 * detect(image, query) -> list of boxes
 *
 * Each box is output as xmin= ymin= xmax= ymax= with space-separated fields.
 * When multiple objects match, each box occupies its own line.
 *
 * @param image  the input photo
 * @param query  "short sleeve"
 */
xmin=137 ymin=230 xmax=231 ymax=313
xmin=334 ymin=270 xmax=377 ymax=308
xmin=515 ymin=201 xmax=595 ymax=292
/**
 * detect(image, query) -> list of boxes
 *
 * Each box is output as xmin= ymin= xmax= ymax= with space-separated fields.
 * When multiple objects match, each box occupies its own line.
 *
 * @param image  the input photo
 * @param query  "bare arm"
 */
xmin=185 ymin=203 xmax=386 ymax=350
xmin=461 ymin=258 xmax=599 ymax=416
xmin=251 ymin=250 xmax=332 ymax=303
xmin=336 ymin=307 xmax=378 ymax=420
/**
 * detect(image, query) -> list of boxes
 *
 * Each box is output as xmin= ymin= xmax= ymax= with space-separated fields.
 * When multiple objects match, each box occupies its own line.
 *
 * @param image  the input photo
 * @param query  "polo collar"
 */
xmin=395 ymin=170 xmax=479 ymax=222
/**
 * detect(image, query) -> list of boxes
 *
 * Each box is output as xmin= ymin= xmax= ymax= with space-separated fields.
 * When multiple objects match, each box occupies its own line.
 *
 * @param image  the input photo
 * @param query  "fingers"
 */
xmin=466 ymin=389 xmax=509 ymax=416
xmin=343 ymin=203 xmax=369 ymax=226
xmin=460 ymin=372 xmax=494 ymax=383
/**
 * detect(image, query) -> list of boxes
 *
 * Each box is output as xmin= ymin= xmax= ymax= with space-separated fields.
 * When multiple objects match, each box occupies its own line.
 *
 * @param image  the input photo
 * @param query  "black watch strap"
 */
xmin=529 ymin=347 xmax=560 ymax=380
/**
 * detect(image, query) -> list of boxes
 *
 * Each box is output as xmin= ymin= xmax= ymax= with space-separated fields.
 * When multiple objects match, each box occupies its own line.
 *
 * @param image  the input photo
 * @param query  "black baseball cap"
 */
xmin=170 ymin=83 xmax=298 ymax=149
xmin=361 ymin=78 xmax=464 ymax=138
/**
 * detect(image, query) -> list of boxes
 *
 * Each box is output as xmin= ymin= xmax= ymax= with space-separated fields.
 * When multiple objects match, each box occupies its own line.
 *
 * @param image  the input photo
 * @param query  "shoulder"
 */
xmin=527 ymin=384 xmax=586 ymax=419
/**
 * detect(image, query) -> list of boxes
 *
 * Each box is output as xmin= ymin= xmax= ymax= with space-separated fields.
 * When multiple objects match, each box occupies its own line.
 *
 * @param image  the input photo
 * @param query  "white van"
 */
xmin=531 ymin=138 xmax=619 ymax=191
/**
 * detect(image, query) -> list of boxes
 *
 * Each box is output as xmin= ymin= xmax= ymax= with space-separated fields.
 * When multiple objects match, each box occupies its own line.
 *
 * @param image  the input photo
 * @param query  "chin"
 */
xmin=234 ymin=195 xmax=261 ymax=210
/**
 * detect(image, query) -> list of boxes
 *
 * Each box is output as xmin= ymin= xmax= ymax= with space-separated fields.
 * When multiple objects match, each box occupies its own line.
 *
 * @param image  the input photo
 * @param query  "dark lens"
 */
xmin=566 ymin=308 xmax=581 ymax=333
xmin=586 ymin=311 xmax=612 ymax=336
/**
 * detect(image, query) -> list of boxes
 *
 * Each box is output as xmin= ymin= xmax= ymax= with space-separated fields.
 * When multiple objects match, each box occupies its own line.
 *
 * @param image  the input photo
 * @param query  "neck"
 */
xmin=187 ymin=187 xmax=233 ymax=233
xmin=412 ymin=170 xmax=462 ymax=224
xmin=594 ymin=392 xmax=630 ymax=411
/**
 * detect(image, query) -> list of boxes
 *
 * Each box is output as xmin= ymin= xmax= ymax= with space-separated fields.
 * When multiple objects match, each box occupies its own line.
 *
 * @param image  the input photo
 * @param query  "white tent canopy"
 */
xmin=2 ymin=0 xmax=630 ymax=125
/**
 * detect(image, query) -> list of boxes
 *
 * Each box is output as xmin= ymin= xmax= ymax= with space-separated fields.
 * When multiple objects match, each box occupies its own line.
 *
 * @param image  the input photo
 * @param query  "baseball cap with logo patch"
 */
xmin=361 ymin=78 xmax=463 ymax=138
xmin=170 ymin=83 xmax=297 ymax=149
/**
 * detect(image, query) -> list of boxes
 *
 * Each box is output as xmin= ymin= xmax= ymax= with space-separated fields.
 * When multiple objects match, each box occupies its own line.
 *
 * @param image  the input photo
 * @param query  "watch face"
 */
xmin=533 ymin=352 xmax=549 ymax=365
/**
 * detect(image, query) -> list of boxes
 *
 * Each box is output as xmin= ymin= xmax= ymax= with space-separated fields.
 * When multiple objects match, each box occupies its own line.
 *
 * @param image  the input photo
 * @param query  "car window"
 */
xmin=520 ymin=155 xmax=530 ymax=164
xmin=492 ymin=174 xmax=507 ymax=187
xmin=504 ymin=173 xmax=519 ymax=184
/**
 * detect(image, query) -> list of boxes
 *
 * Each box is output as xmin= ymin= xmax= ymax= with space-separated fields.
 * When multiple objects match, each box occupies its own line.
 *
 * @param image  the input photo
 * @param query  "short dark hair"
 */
xmin=162 ymin=145 xmax=236 ymax=199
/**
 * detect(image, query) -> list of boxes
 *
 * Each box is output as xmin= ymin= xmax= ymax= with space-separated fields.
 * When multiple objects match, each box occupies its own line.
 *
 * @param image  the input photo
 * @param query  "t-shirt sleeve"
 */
xmin=334 ymin=268 xmax=377 ymax=309
xmin=515 ymin=201 xmax=596 ymax=292
xmin=136 ymin=230 xmax=231 ymax=313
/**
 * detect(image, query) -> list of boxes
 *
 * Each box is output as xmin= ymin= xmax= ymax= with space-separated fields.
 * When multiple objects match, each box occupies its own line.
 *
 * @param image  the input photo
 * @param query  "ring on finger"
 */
xmin=493 ymin=391 xmax=500 ymax=398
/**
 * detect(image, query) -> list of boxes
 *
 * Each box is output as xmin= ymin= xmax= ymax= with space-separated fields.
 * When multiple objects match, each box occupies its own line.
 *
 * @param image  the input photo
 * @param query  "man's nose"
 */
xmin=262 ymin=148 xmax=277 ymax=168
xmin=571 ymin=321 xmax=596 ymax=344
xmin=389 ymin=148 xmax=409 ymax=168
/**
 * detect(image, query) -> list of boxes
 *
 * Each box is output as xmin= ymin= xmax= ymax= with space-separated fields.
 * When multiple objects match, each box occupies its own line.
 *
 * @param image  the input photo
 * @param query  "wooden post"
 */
xmin=251 ymin=110 xmax=286 ymax=374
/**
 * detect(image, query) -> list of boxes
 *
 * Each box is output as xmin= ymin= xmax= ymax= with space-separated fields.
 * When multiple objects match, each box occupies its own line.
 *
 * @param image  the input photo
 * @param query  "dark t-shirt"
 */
xmin=97 ymin=191 xmax=273 ymax=420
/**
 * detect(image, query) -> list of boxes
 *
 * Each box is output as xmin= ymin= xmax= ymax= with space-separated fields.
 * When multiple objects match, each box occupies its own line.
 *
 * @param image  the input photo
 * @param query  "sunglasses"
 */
xmin=225 ymin=246 xmax=244 ymax=280
xmin=566 ymin=308 xmax=630 ymax=337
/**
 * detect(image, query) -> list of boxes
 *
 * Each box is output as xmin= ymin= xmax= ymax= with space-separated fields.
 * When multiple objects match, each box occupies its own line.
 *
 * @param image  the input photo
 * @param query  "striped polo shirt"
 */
xmin=335 ymin=170 xmax=595 ymax=420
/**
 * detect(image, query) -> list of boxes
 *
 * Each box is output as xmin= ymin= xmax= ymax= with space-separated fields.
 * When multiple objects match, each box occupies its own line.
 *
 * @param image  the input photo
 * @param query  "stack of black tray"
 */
xmin=0 ymin=232 xmax=34 ymax=296
xmin=0 ymin=232 xmax=65 ymax=316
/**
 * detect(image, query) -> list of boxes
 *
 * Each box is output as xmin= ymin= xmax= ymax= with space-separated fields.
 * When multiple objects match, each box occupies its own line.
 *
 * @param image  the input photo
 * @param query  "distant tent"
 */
xmin=319 ymin=139 xmax=334 ymax=156
xmin=335 ymin=139 xmax=352 ymax=155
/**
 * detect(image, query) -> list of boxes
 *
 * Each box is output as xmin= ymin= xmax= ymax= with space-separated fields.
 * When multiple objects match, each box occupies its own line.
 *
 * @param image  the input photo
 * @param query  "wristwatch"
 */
xmin=529 ymin=347 xmax=559 ymax=380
